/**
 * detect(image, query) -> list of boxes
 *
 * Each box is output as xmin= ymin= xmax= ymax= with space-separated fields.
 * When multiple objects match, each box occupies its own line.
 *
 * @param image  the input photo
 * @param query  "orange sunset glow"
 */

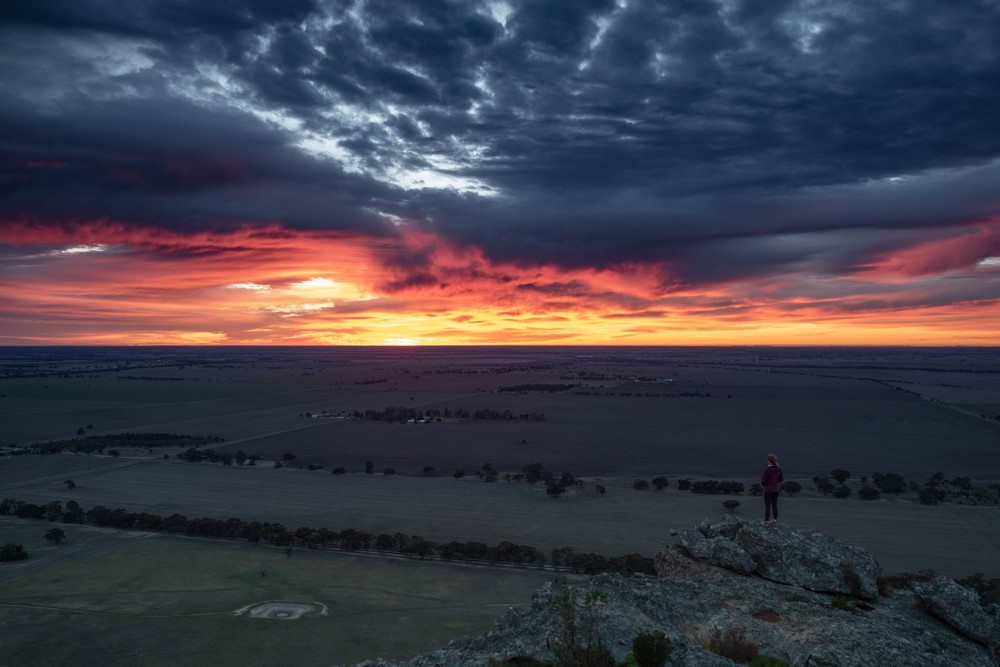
xmin=2 ymin=2 xmax=999 ymax=346
xmin=3 ymin=219 xmax=998 ymax=346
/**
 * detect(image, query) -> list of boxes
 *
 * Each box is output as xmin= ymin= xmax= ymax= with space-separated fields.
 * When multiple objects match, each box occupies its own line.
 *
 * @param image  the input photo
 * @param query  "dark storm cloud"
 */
xmin=2 ymin=0 xmax=1000 ymax=286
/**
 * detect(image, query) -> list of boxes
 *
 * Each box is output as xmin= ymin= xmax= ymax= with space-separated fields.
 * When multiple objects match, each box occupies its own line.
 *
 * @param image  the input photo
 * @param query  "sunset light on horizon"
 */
xmin=2 ymin=1 xmax=999 ymax=347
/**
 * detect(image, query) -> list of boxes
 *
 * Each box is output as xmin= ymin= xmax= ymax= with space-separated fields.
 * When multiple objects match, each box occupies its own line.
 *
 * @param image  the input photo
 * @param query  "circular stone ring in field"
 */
xmin=237 ymin=601 xmax=328 ymax=620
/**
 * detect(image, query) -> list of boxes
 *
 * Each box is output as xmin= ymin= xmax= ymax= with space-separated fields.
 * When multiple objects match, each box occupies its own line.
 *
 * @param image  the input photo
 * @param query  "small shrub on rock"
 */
xmin=748 ymin=656 xmax=790 ymax=667
xmin=631 ymin=630 xmax=672 ymax=667
xmin=701 ymin=626 xmax=758 ymax=663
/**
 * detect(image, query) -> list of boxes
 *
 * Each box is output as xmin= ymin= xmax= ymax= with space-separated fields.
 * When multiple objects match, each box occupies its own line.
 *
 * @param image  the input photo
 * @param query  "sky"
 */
xmin=1 ymin=0 xmax=999 ymax=346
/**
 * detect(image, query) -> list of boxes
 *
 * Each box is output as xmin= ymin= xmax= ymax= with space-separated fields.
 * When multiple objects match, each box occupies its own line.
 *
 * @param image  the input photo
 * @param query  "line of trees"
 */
xmin=31 ymin=433 xmax=224 ymax=454
xmin=810 ymin=470 xmax=998 ymax=505
xmin=351 ymin=406 xmax=546 ymax=422
xmin=0 ymin=497 xmax=653 ymax=575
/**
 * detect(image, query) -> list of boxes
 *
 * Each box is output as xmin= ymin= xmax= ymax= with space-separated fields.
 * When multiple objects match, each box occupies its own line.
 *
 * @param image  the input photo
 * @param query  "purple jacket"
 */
xmin=761 ymin=464 xmax=783 ymax=493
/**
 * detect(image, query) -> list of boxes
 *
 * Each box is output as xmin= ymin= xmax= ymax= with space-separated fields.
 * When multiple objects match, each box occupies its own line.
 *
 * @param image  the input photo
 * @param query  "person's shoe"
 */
xmin=761 ymin=520 xmax=772 ymax=526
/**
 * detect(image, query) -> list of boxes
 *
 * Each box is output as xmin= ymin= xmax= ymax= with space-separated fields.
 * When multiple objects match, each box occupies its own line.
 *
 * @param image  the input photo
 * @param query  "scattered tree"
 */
xmin=44 ymin=527 xmax=66 ymax=544
xmin=813 ymin=476 xmax=836 ymax=495
xmin=651 ymin=476 xmax=669 ymax=491
xmin=832 ymin=485 xmax=852 ymax=499
xmin=722 ymin=499 xmax=741 ymax=514
xmin=0 ymin=543 xmax=28 ymax=562
xmin=858 ymin=486 xmax=880 ymax=501
xmin=282 ymin=452 xmax=297 ymax=461
xmin=63 ymin=479 xmax=75 ymax=490
xmin=383 ymin=467 xmax=396 ymax=476
xmin=871 ymin=472 xmax=907 ymax=494
xmin=546 ymin=485 xmax=567 ymax=497
xmin=780 ymin=481 xmax=802 ymax=496
xmin=632 ymin=479 xmax=650 ymax=490
xmin=830 ymin=469 xmax=851 ymax=484
xmin=365 ymin=460 xmax=374 ymax=474
xmin=749 ymin=483 xmax=763 ymax=496
xmin=595 ymin=485 xmax=606 ymax=495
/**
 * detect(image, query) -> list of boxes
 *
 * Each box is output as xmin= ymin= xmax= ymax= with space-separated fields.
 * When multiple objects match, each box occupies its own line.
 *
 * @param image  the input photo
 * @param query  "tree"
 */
xmin=832 ymin=485 xmax=852 ymax=498
xmin=919 ymin=485 xmax=943 ymax=505
xmin=44 ymin=528 xmax=66 ymax=544
xmin=749 ymin=483 xmax=763 ymax=496
xmin=282 ymin=452 xmax=297 ymax=461
xmin=871 ymin=472 xmax=907 ymax=494
xmin=651 ymin=476 xmax=669 ymax=491
xmin=423 ymin=465 xmax=435 ymax=475
xmin=858 ymin=486 xmax=880 ymax=501
xmin=632 ymin=479 xmax=649 ymax=490
xmin=813 ymin=476 xmax=836 ymax=495
xmin=365 ymin=460 xmax=374 ymax=474
xmin=830 ymin=469 xmax=851 ymax=484
xmin=63 ymin=479 xmax=76 ymax=490
xmin=780 ymin=481 xmax=802 ymax=496
xmin=383 ymin=467 xmax=396 ymax=476
xmin=547 ymin=484 xmax=567 ymax=497
xmin=595 ymin=485 xmax=606 ymax=495
xmin=722 ymin=499 xmax=741 ymax=514
xmin=0 ymin=543 xmax=28 ymax=562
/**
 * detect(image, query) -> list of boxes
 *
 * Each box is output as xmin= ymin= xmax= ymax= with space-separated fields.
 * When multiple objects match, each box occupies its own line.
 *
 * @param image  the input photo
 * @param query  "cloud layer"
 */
xmin=1 ymin=0 xmax=999 ymax=344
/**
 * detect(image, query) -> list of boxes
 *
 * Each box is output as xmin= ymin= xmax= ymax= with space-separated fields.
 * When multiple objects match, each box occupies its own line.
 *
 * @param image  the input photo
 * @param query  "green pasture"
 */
xmin=0 ymin=521 xmax=553 ymax=666
xmin=3 ymin=455 xmax=999 ymax=579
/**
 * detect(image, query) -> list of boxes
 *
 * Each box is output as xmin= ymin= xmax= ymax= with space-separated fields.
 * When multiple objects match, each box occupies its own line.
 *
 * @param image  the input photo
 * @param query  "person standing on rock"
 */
xmin=761 ymin=453 xmax=783 ymax=526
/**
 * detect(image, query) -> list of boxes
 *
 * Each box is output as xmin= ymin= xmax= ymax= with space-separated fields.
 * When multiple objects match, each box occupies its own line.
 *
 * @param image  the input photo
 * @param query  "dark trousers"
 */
xmin=764 ymin=491 xmax=779 ymax=520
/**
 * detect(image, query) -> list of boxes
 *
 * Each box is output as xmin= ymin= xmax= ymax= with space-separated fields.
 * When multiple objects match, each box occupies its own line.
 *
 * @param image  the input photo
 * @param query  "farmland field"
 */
xmin=2 ymin=346 xmax=999 ymax=665
xmin=0 ymin=520 xmax=555 ymax=666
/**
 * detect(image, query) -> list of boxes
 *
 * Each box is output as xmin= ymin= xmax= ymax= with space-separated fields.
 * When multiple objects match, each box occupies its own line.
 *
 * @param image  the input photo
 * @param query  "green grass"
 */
xmin=0 ymin=522 xmax=553 ymax=666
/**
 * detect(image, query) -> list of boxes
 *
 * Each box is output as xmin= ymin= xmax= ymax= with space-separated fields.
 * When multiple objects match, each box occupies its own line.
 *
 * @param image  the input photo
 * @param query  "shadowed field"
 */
xmin=3 ymin=456 xmax=998 ymax=578
xmin=0 ymin=521 xmax=555 ymax=666
xmin=2 ymin=346 xmax=999 ymax=665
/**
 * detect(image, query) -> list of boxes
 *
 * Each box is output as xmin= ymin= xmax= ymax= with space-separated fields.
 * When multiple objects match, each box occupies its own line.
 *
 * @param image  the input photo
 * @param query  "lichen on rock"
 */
xmin=347 ymin=521 xmax=996 ymax=667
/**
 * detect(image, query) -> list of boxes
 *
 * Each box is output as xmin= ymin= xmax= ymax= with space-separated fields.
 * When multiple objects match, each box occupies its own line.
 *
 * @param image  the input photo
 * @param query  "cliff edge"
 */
xmin=351 ymin=516 xmax=999 ymax=667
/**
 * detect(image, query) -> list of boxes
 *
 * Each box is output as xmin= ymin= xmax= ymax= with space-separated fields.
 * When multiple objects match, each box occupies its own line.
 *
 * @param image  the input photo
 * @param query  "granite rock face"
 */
xmin=914 ymin=575 xmax=1000 ymax=649
xmin=348 ymin=521 xmax=996 ymax=667
xmin=696 ymin=516 xmax=881 ymax=600
xmin=673 ymin=527 xmax=757 ymax=574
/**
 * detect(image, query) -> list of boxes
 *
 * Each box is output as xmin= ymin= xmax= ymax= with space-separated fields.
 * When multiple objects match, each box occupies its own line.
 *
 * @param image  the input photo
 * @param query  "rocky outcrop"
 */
xmin=673 ymin=527 xmax=757 ymax=574
xmin=348 ymin=520 xmax=997 ymax=667
xmin=914 ymin=575 xmax=1000 ymax=649
xmin=691 ymin=516 xmax=881 ymax=600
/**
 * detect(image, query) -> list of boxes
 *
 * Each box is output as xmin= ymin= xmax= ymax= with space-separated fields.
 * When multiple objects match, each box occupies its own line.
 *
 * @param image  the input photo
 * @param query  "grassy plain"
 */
xmin=2 ymin=346 xmax=999 ymax=665
xmin=0 ymin=520 xmax=555 ymax=666
xmin=3 ymin=455 xmax=999 ymax=579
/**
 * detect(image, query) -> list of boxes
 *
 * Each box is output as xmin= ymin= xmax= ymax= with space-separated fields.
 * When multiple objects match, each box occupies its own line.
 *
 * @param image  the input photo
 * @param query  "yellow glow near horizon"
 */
xmin=1 ymin=221 xmax=998 ymax=347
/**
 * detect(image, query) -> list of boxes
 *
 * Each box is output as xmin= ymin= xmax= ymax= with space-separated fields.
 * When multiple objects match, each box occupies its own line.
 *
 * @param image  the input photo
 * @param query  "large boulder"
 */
xmin=914 ymin=575 xmax=1000 ymax=648
xmin=673 ymin=527 xmax=757 ymax=574
xmin=697 ymin=516 xmax=881 ymax=600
